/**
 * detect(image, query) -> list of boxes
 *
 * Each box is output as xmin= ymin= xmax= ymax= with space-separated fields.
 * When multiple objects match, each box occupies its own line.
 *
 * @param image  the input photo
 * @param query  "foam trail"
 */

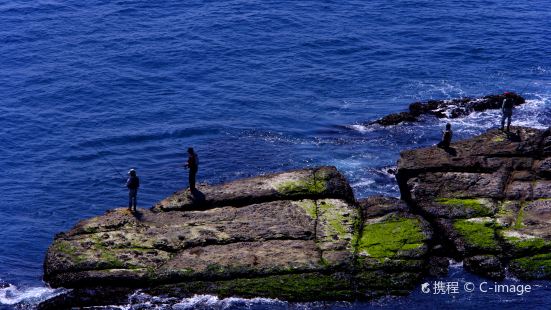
xmin=0 ymin=283 xmax=66 ymax=306
xmin=123 ymin=292 xmax=290 ymax=310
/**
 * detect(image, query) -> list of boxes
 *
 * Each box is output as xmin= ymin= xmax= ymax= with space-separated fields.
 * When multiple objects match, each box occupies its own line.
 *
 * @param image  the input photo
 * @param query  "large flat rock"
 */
xmin=42 ymin=166 xmax=434 ymax=307
xmin=153 ymin=166 xmax=355 ymax=211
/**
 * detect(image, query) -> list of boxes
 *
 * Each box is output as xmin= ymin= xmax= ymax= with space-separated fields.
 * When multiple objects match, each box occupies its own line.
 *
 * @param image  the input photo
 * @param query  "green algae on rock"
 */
xmin=357 ymin=216 xmax=427 ymax=259
xmin=434 ymin=198 xmax=495 ymax=217
xmin=452 ymin=218 xmax=501 ymax=253
xmin=397 ymin=126 xmax=551 ymax=280
xmin=353 ymin=197 xmax=432 ymax=294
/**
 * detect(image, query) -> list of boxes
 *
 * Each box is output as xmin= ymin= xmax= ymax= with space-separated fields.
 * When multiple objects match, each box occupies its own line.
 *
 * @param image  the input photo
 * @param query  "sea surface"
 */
xmin=0 ymin=0 xmax=550 ymax=309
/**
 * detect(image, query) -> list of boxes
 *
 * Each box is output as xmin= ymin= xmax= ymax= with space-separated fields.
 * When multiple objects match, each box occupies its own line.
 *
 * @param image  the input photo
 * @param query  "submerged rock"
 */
xmin=396 ymin=126 xmax=551 ymax=279
xmin=372 ymin=93 xmax=525 ymax=126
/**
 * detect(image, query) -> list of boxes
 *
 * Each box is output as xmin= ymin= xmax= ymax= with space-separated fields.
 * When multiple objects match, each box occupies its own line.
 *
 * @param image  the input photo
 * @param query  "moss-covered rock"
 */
xmin=510 ymin=253 xmax=551 ymax=279
xmin=357 ymin=216 xmax=428 ymax=260
xmin=397 ymin=127 xmax=551 ymax=280
xmin=146 ymin=272 xmax=355 ymax=301
xmin=316 ymin=199 xmax=357 ymax=267
xmin=452 ymin=218 xmax=501 ymax=253
xmin=354 ymin=197 xmax=432 ymax=285
xmin=500 ymin=231 xmax=551 ymax=256
xmin=433 ymin=198 xmax=495 ymax=218
xmin=276 ymin=177 xmax=326 ymax=196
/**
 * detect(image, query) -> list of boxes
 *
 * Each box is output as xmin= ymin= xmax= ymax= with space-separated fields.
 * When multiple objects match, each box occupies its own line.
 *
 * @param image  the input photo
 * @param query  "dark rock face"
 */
xmin=42 ymin=167 xmax=432 ymax=308
xmin=372 ymin=93 xmax=525 ymax=126
xmin=396 ymin=126 xmax=551 ymax=280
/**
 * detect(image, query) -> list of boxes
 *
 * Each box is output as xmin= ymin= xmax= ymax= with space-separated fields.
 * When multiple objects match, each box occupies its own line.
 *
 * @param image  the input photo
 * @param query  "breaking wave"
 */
xmin=0 ymin=282 xmax=66 ymax=309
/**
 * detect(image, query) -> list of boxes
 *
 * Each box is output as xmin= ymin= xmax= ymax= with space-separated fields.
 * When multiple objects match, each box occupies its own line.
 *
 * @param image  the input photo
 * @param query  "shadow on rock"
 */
xmin=437 ymin=146 xmax=457 ymax=156
xmin=189 ymin=188 xmax=206 ymax=206
xmin=131 ymin=210 xmax=144 ymax=221
xmin=506 ymin=130 xmax=521 ymax=142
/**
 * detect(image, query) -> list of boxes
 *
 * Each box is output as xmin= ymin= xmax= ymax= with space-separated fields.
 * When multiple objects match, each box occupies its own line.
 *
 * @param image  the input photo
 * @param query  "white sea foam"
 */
xmin=351 ymin=179 xmax=376 ymax=187
xmin=0 ymin=283 xmax=66 ymax=306
xmin=353 ymin=94 xmax=549 ymax=136
xmin=348 ymin=124 xmax=376 ymax=133
xmin=449 ymin=259 xmax=464 ymax=269
xmin=440 ymin=103 xmax=548 ymax=141
xmin=122 ymin=292 xmax=288 ymax=309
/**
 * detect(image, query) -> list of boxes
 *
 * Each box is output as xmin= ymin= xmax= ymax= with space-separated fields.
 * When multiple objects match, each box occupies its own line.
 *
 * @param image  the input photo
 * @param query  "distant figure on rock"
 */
xmin=185 ymin=147 xmax=199 ymax=191
xmin=126 ymin=169 xmax=140 ymax=212
xmin=501 ymin=92 xmax=515 ymax=132
xmin=437 ymin=123 xmax=453 ymax=149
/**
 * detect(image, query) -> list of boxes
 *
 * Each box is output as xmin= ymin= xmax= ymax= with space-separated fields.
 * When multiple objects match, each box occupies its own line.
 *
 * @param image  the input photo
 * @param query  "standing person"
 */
xmin=185 ymin=147 xmax=199 ymax=191
xmin=437 ymin=123 xmax=453 ymax=149
xmin=126 ymin=169 xmax=140 ymax=212
xmin=501 ymin=92 xmax=515 ymax=132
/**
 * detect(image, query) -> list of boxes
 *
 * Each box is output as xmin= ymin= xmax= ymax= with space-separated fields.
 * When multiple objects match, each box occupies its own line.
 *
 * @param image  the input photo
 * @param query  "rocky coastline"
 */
xmin=40 ymin=126 xmax=551 ymax=309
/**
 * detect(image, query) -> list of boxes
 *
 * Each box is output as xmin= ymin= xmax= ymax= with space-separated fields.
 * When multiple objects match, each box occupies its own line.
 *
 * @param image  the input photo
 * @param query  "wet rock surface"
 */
xmin=397 ymin=126 xmax=551 ymax=280
xmin=372 ymin=93 xmax=525 ymax=126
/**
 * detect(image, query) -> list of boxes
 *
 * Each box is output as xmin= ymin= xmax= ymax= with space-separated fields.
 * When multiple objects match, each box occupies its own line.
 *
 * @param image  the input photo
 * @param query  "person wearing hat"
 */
xmin=501 ymin=92 xmax=515 ymax=132
xmin=184 ymin=147 xmax=199 ymax=191
xmin=126 ymin=168 xmax=140 ymax=212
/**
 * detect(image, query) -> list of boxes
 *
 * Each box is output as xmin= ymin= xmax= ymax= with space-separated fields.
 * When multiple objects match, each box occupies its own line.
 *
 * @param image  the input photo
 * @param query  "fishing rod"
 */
xmin=478 ymin=52 xmax=536 ymax=96
xmin=82 ymin=117 xmax=132 ymax=181
xmin=517 ymin=80 xmax=532 ymax=96
xmin=89 ymin=142 xmax=127 ymax=180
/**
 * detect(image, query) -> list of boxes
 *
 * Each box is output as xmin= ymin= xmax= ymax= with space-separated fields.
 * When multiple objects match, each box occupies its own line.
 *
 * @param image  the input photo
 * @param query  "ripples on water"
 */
xmin=0 ymin=0 xmax=550 ymax=308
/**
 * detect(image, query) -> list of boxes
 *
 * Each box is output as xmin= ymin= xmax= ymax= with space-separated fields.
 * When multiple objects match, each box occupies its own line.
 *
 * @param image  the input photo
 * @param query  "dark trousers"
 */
xmin=189 ymin=167 xmax=197 ymax=190
xmin=128 ymin=189 xmax=137 ymax=210
xmin=501 ymin=111 xmax=512 ymax=131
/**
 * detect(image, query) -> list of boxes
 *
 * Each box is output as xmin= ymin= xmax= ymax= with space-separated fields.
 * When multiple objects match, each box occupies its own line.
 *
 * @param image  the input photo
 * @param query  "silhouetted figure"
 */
xmin=126 ymin=169 xmax=140 ymax=212
xmin=185 ymin=147 xmax=199 ymax=191
xmin=437 ymin=123 xmax=453 ymax=149
xmin=501 ymin=92 xmax=515 ymax=132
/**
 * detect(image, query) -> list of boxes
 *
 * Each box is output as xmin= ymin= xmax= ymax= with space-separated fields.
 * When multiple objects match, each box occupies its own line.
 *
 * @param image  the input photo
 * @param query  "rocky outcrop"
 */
xmin=41 ymin=127 xmax=551 ymax=308
xmin=42 ymin=167 xmax=432 ymax=308
xmin=396 ymin=126 xmax=551 ymax=279
xmin=372 ymin=93 xmax=525 ymax=126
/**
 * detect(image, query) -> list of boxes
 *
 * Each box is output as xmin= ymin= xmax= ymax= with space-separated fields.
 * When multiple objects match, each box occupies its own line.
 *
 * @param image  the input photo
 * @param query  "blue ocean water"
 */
xmin=0 ymin=0 xmax=550 ymax=308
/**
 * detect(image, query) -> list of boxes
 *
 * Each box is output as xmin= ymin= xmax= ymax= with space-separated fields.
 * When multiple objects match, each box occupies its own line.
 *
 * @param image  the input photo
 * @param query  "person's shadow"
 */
xmin=131 ymin=209 xmax=144 ymax=220
xmin=506 ymin=130 xmax=521 ymax=142
xmin=190 ymin=188 xmax=206 ymax=206
xmin=438 ymin=145 xmax=457 ymax=156
xmin=444 ymin=146 xmax=457 ymax=156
